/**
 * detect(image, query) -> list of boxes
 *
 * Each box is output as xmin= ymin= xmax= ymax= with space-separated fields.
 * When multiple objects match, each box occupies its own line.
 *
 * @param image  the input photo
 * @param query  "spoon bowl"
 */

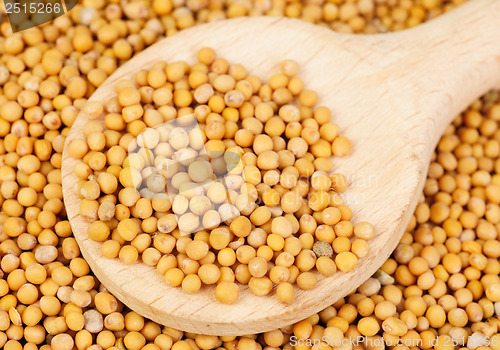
xmin=62 ymin=0 xmax=500 ymax=336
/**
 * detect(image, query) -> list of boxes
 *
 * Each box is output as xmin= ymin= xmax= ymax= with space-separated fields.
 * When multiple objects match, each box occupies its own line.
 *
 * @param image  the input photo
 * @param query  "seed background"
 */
xmin=3 ymin=0 xmax=500 ymax=350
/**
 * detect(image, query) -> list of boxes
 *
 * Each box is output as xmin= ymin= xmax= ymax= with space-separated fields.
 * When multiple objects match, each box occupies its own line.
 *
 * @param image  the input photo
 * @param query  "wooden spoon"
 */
xmin=62 ymin=0 xmax=500 ymax=336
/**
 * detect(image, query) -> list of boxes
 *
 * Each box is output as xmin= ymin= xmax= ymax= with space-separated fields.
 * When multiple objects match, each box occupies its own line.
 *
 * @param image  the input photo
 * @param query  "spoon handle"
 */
xmin=400 ymin=0 xmax=500 ymax=141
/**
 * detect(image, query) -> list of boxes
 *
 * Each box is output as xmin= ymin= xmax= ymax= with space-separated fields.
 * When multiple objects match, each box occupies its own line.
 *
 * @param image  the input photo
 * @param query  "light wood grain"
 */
xmin=61 ymin=0 xmax=500 ymax=336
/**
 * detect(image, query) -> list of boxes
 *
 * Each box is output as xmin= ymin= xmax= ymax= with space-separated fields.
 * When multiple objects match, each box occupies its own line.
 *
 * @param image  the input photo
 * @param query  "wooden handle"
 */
xmin=395 ymin=0 xmax=500 ymax=143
